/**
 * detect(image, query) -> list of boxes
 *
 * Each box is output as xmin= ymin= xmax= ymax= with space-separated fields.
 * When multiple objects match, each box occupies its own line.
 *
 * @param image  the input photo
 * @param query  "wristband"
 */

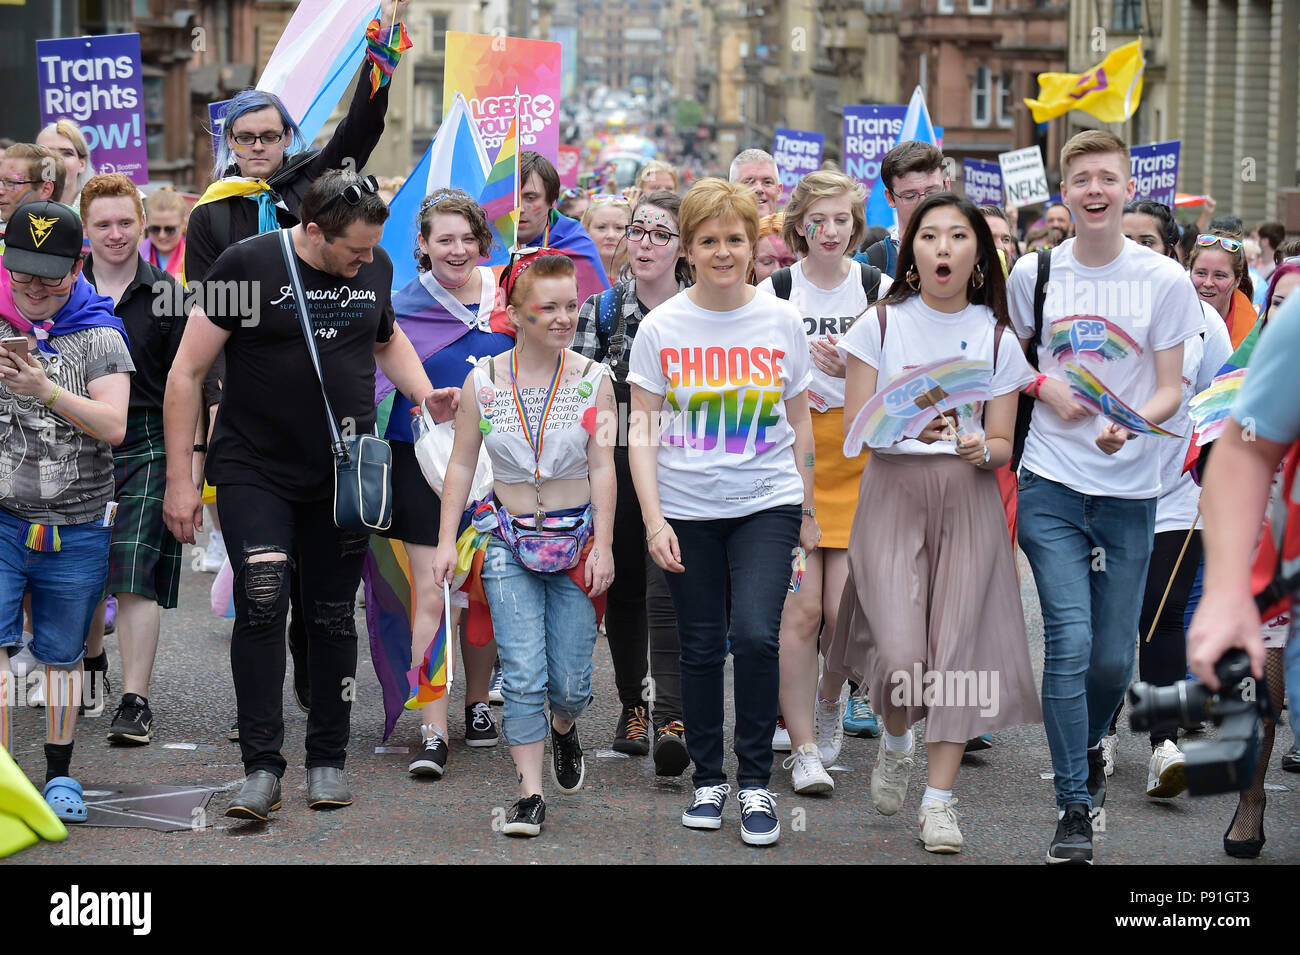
xmin=646 ymin=521 xmax=668 ymax=542
xmin=44 ymin=385 xmax=61 ymax=409
xmin=1026 ymin=374 xmax=1047 ymax=399
xmin=193 ymin=444 xmax=208 ymax=453
xmin=801 ymin=506 xmax=816 ymax=518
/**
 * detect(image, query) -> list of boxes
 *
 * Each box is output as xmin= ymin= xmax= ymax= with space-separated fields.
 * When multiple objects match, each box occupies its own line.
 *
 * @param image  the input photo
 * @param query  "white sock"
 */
xmin=921 ymin=786 xmax=952 ymax=807
xmin=883 ymin=728 xmax=913 ymax=753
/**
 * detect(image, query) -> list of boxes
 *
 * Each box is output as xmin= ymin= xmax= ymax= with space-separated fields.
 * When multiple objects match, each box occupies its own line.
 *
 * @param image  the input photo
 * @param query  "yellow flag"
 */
xmin=1024 ymin=40 xmax=1145 ymax=124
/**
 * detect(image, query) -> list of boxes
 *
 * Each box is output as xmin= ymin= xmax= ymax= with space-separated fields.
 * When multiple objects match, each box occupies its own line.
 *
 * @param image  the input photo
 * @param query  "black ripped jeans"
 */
xmin=217 ymin=484 xmax=369 ymax=777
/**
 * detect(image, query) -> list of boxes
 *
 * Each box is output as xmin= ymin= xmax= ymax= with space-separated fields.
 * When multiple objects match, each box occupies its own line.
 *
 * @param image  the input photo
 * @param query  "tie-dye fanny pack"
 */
xmin=495 ymin=503 xmax=593 ymax=574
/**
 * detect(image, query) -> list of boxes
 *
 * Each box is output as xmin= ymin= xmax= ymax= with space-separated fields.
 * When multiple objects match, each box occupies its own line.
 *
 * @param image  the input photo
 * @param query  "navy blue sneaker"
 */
xmin=737 ymin=787 xmax=780 ymax=846
xmin=965 ymin=733 xmax=993 ymax=752
xmin=682 ymin=783 xmax=730 ymax=830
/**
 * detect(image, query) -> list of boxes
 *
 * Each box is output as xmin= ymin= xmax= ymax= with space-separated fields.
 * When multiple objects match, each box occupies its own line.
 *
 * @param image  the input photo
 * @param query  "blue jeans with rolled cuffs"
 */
xmin=662 ymin=504 xmax=801 ymax=790
xmin=480 ymin=537 xmax=598 ymax=746
xmin=1017 ymin=470 xmax=1156 ymax=810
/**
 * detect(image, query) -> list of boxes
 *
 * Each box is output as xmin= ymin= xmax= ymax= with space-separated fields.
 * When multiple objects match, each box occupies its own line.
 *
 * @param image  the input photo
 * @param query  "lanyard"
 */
xmin=508 ymin=348 xmax=565 ymax=523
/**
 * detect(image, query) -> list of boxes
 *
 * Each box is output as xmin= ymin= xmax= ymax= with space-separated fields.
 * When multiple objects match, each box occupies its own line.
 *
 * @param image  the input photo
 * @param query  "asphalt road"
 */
xmin=6 ymin=547 xmax=1298 ymax=866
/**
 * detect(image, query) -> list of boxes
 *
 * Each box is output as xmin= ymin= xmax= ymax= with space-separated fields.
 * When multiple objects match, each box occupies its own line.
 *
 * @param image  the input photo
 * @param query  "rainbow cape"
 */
xmin=1062 ymin=363 xmax=1181 ymax=438
xmin=843 ymin=357 xmax=992 ymax=455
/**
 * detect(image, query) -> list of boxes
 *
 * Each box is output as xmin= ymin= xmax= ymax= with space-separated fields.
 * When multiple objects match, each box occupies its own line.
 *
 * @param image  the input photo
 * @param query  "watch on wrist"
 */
xmin=801 ymin=506 xmax=816 ymax=517
xmin=193 ymin=443 xmax=208 ymax=453
xmin=982 ymin=443 xmax=991 ymax=465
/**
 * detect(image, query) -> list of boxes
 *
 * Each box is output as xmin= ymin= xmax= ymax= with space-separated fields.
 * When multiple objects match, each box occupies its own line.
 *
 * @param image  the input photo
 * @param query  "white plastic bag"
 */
xmin=412 ymin=405 xmax=494 ymax=502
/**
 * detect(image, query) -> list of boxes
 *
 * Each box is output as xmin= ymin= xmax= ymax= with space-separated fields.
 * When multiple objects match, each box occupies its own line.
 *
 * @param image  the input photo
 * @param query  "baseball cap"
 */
xmin=2 ymin=200 xmax=82 ymax=279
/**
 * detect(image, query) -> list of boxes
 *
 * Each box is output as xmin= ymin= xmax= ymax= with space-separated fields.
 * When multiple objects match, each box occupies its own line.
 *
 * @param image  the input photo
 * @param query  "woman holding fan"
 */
xmin=825 ymin=193 xmax=1041 ymax=853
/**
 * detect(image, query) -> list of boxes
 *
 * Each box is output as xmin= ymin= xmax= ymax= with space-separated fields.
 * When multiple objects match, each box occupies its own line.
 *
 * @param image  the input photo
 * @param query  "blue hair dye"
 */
xmin=212 ymin=89 xmax=308 ymax=180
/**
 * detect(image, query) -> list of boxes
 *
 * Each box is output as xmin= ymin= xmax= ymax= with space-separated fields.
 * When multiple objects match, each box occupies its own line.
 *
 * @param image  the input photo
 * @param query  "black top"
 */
xmin=184 ymin=67 xmax=391 ymax=284
xmin=202 ymin=231 xmax=396 ymax=500
xmin=82 ymin=253 xmax=185 ymax=412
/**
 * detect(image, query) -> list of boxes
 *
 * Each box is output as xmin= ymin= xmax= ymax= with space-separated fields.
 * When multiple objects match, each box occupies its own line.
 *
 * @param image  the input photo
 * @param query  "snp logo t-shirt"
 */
xmin=1009 ymin=239 xmax=1202 ymax=499
xmin=627 ymin=290 xmax=812 ymax=520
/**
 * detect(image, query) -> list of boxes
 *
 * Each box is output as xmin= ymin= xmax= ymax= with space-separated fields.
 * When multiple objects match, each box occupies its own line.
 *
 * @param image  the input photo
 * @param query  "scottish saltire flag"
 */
xmin=866 ymin=85 xmax=940 ymax=228
xmin=480 ymin=116 xmax=520 ymax=266
xmin=257 ymin=0 xmax=379 ymax=144
xmin=381 ymin=93 xmax=494 ymax=291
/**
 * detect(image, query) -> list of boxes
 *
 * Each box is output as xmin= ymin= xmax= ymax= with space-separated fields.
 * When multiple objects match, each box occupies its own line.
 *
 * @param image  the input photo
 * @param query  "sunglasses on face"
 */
xmin=1196 ymin=234 xmax=1243 ymax=253
xmin=230 ymin=130 xmax=287 ymax=147
xmin=317 ymin=175 xmax=380 ymax=216
xmin=147 ymin=224 xmax=179 ymax=236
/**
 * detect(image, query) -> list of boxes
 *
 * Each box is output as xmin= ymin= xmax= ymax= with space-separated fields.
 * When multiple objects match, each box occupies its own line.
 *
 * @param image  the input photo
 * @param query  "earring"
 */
xmin=970 ymin=265 xmax=985 ymax=290
xmin=906 ymin=265 xmax=920 ymax=291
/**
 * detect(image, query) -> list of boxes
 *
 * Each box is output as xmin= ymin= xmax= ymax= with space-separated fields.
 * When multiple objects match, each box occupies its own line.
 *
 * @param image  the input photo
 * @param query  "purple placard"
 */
xmin=842 ymin=105 xmax=907 ymax=198
xmin=962 ymin=159 xmax=1003 ymax=208
xmin=36 ymin=33 xmax=149 ymax=186
xmin=209 ymin=99 xmax=233 ymax=161
xmin=1130 ymin=141 xmax=1180 ymax=209
xmin=773 ymin=128 xmax=824 ymax=204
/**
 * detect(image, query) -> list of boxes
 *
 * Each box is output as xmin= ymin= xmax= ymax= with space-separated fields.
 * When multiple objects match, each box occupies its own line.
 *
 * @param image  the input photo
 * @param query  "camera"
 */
xmin=1128 ymin=650 xmax=1270 ymax=795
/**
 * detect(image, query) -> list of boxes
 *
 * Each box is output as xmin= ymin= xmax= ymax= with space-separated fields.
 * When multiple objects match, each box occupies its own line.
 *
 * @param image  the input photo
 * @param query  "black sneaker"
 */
xmin=502 ymin=794 xmax=545 ymax=837
xmin=653 ymin=719 xmax=690 ymax=777
xmin=465 ymin=702 xmax=500 ymax=748
xmin=409 ymin=730 xmax=449 ymax=777
xmin=1086 ymin=746 xmax=1106 ymax=810
xmin=1282 ymin=745 xmax=1300 ymax=773
xmin=1047 ymin=802 xmax=1094 ymax=865
xmin=228 ymin=720 xmax=239 ymax=742
xmin=107 ymin=693 xmax=154 ymax=745
xmin=613 ymin=704 xmax=650 ymax=756
xmin=550 ymin=721 xmax=585 ymax=794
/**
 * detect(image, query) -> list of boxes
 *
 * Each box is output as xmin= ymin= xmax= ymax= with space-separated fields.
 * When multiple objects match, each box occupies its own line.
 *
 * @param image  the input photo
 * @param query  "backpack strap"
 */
xmin=885 ymin=240 xmax=898 ymax=278
xmin=866 ymin=240 xmax=888 ymax=275
xmin=487 ymin=355 xmax=497 ymax=384
xmin=597 ymin=287 xmax=619 ymax=335
xmin=859 ymin=263 xmax=882 ymax=304
xmin=1032 ymin=248 xmax=1051 ymax=353
xmin=771 ymin=267 xmax=793 ymax=300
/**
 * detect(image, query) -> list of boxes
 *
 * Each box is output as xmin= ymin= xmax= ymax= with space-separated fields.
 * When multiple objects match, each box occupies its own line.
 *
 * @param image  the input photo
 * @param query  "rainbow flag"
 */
xmin=843 ymin=356 xmax=992 ymax=455
xmin=1188 ymin=368 xmax=1246 ymax=447
xmin=406 ymin=615 xmax=450 ymax=711
xmin=1063 ymin=362 xmax=1181 ymax=438
xmin=480 ymin=115 xmax=520 ymax=265
xmin=363 ymin=537 xmax=425 ymax=740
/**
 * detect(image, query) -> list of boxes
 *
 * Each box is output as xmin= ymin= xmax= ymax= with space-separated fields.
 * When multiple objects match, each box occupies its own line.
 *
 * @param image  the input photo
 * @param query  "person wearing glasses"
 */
xmin=627 ymin=178 xmax=819 ymax=846
xmin=36 ymin=121 xmax=95 ymax=211
xmin=184 ymin=0 xmax=412 ymax=286
xmin=0 ymin=199 xmax=133 ymax=824
xmin=162 ymin=170 xmax=457 ymax=821
xmin=1189 ymin=229 xmax=1258 ymax=349
xmin=0 ymin=144 xmax=66 ymax=234
xmin=574 ymin=190 xmax=692 ymax=773
xmin=854 ymin=141 xmax=951 ymax=278
xmin=581 ymin=195 xmax=631 ymax=285
xmin=138 ymin=188 xmax=189 ymax=280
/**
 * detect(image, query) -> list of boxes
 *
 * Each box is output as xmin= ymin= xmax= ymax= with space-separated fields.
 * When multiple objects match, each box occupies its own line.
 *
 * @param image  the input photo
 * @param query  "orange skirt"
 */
xmin=812 ymin=407 xmax=867 ymax=549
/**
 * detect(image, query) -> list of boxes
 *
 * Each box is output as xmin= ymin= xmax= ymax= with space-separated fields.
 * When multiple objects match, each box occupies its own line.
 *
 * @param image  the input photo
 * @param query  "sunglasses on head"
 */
xmin=590 ymin=194 xmax=629 ymax=206
xmin=1196 ymin=234 xmax=1243 ymax=253
xmin=147 ymin=224 xmax=179 ymax=236
xmin=317 ymin=175 xmax=380 ymax=216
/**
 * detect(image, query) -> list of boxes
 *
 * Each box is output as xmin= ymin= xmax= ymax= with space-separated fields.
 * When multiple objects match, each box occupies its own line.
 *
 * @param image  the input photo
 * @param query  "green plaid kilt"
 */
xmin=107 ymin=408 xmax=181 ymax=608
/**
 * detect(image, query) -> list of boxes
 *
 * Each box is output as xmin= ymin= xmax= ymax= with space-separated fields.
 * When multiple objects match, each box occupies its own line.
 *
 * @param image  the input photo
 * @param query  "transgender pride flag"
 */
xmin=257 ymin=0 xmax=380 ymax=144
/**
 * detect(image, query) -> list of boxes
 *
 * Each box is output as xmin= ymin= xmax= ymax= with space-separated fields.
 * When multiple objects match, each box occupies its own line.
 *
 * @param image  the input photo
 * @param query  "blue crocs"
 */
xmin=42 ymin=777 xmax=87 ymax=824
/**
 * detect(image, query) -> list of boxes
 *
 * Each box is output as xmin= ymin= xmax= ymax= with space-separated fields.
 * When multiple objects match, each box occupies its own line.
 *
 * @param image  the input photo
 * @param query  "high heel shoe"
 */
xmin=1223 ymin=796 xmax=1265 ymax=858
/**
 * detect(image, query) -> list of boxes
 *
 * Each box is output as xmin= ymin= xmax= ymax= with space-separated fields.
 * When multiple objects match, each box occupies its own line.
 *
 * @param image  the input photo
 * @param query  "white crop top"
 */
xmin=471 ymin=353 xmax=610 ymax=485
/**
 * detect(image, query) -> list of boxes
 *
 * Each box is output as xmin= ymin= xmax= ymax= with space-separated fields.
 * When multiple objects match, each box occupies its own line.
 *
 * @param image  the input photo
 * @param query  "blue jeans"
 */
xmin=480 ymin=537 xmax=597 ymax=746
xmin=0 ymin=506 xmax=111 ymax=668
xmin=1017 ymin=471 xmax=1156 ymax=809
xmin=662 ymin=505 xmax=801 ymax=790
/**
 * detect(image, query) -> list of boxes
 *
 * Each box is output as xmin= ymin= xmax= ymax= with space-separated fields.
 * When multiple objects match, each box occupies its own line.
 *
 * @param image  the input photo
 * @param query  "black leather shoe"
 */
xmin=307 ymin=767 xmax=352 ymax=810
xmin=1223 ymin=797 xmax=1266 ymax=859
xmin=226 ymin=770 xmax=282 ymax=821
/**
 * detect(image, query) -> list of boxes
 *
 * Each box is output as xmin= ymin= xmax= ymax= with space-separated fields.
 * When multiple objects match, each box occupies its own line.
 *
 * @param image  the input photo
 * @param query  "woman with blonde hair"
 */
xmin=36 ymin=119 xmax=95 ymax=209
xmin=582 ymin=195 xmax=632 ymax=285
xmin=140 ymin=188 xmax=189 ymax=279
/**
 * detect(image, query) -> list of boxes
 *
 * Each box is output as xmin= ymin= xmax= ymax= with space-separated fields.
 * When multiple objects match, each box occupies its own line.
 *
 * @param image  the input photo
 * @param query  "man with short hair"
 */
xmin=728 ymin=148 xmax=780 ymax=216
xmin=1254 ymin=221 xmax=1285 ymax=305
xmin=0 ymin=200 xmax=133 ymax=821
xmin=1008 ymin=130 xmax=1202 ymax=864
xmin=981 ymin=204 xmax=1019 ymax=270
xmin=516 ymin=150 xmax=608 ymax=303
xmin=79 ymin=173 xmax=189 ymax=746
xmin=0 ymin=144 xmax=65 ymax=229
xmin=163 ymin=170 xmax=457 ymax=820
xmin=1045 ymin=201 xmax=1074 ymax=238
xmin=854 ymin=141 xmax=949 ymax=277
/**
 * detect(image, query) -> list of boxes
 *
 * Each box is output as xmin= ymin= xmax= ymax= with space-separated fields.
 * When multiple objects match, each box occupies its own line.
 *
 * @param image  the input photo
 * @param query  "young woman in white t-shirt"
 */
xmin=627 ymin=178 xmax=820 ymax=847
xmin=757 ymin=170 xmax=891 ymax=795
xmin=825 ymin=193 xmax=1042 ymax=853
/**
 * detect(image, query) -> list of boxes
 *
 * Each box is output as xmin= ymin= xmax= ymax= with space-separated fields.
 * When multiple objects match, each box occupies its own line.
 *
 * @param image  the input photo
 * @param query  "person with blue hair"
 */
xmin=183 ymin=0 xmax=412 ymax=286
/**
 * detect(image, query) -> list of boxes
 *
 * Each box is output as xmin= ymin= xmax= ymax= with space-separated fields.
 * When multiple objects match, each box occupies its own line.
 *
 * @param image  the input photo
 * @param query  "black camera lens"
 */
xmin=1128 ymin=679 xmax=1213 ymax=733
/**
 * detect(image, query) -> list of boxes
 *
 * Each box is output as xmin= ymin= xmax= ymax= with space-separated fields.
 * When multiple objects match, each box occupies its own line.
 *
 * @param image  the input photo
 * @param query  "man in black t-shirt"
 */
xmin=162 ymin=171 xmax=457 ymax=821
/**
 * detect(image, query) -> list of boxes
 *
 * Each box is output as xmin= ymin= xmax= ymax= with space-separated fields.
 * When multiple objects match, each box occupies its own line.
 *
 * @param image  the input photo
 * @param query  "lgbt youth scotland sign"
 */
xmin=443 ymin=32 xmax=562 ymax=161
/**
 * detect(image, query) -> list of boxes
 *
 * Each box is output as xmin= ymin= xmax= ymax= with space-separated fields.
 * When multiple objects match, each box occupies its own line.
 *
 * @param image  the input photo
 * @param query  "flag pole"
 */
xmin=513 ymin=85 xmax=522 ymax=250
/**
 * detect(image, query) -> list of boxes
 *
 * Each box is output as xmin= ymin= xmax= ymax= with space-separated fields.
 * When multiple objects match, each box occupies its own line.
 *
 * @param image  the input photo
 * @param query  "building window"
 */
xmin=937 ymin=0 xmax=955 ymax=12
xmin=997 ymin=71 xmax=1014 ymax=127
xmin=969 ymin=0 xmax=992 ymax=12
xmin=1113 ymin=0 xmax=1142 ymax=31
xmin=972 ymin=66 xmax=990 ymax=126
xmin=430 ymin=13 xmax=449 ymax=52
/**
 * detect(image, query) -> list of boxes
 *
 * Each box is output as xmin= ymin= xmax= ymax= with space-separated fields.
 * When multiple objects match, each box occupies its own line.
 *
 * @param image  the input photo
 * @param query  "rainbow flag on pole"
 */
xmin=480 ymin=107 xmax=521 ymax=265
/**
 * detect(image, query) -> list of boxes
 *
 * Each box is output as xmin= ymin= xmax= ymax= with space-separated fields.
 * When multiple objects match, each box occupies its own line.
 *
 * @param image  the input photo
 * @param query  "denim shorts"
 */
xmin=0 ymin=506 xmax=111 ymax=668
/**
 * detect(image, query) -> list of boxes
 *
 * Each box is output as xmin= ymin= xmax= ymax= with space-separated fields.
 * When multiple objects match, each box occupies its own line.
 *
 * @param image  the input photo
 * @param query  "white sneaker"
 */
xmin=488 ymin=664 xmax=504 ymax=705
xmin=871 ymin=741 xmax=914 ymax=815
xmin=1146 ymin=739 xmax=1187 ymax=798
xmin=1101 ymin=732 xmax=1117 ymax=778
xmin=814 ymin=689 xmax=846 ymax=765
xmin=918 ymin=798 xmax=963 ymax=853
xmin=784 ymin=742 xmax=834 ymax=794
xmin=201 ymin=530 xmax=226 ymax=573
xmin=771 ymin=717 xmax=791 ymax=752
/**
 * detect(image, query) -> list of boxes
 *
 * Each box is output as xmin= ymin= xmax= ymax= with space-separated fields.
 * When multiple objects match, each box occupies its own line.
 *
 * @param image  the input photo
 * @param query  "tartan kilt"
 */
xmin=107 ymin=408 xmax=181 ymax=608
